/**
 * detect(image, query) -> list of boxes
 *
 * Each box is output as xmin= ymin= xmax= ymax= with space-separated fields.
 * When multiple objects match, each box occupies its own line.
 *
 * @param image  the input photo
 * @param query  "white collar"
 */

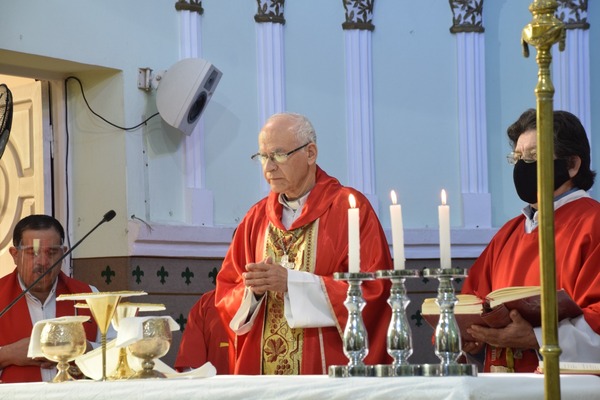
xmin=522 ymin=189 xmax=590 ymax=233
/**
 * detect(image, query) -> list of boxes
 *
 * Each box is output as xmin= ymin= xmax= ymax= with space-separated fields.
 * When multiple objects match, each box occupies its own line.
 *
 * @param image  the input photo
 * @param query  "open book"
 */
xmin=421 ymin=286 xmax=583 ymax=342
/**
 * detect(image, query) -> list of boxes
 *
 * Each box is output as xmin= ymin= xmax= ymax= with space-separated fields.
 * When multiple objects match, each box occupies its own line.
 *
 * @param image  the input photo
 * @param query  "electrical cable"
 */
xmin=62 ymin=76 xmax=159 ymax=272
xmin=65 ymin=76 xmax=159 ymax=131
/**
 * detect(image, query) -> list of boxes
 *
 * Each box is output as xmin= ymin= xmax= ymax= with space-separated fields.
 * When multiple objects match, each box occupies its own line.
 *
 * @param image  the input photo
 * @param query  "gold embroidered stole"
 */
xmin=261 ymin=221 xmax=318 ymax=375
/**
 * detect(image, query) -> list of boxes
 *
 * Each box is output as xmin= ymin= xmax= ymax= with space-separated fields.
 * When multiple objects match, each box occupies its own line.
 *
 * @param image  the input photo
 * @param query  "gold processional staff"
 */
xmin=521 ymin=1 xmax=565 ymax=399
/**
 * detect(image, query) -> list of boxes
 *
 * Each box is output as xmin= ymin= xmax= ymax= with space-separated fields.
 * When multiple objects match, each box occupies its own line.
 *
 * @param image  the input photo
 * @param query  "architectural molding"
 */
xmin=255 ymin=0 xmax=285 ymax=24
xmin=174 ymin=0 xmax=204 ymax=15
xmin=342 ymin=0 xmax=374 ymax=31
xmin=556 ymin=0 xmax=589 ymax=30
xmin=127 ymin=221 xmax=496 ymax=260
xmin=449 ymin=0 xmax=484 ymax=33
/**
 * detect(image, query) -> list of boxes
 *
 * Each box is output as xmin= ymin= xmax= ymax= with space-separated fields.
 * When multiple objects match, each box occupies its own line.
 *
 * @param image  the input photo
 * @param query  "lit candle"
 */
xmin=390 ymin=190 xmax=405 ymax=270
xmin=438 ymin=189 xmax=451 ymax=269
xmin=348 ymin=194 xmax=360 ymax=273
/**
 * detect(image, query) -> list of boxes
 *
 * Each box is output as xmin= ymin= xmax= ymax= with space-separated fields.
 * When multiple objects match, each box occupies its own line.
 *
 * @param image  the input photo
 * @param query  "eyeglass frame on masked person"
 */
xmin=251 ymin=142 xmax=311 ymax=164
xmin=507 ymin=151 xmax=537 ymax=165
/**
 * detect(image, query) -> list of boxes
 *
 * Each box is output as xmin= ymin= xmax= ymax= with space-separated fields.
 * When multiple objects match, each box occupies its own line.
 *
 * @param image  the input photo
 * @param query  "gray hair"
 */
xmin=267 ymin=112 xmax=317 ymax=144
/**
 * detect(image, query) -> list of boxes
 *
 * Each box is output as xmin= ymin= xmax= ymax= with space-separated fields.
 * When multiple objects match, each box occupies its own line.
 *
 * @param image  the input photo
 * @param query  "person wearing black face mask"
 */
xmin=512 ymin=157 xmax=571 ymax=206
xmin=460 ymin=109 xmax=600 ymax=373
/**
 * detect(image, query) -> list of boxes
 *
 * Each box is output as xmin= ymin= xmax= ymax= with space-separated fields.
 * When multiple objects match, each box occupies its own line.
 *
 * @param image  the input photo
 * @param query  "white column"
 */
xmin=178 ymin=6 xmax=214 ymax=226
xmin=344 ymin=28 xmax=377 ymax=211
xmin=256 ymin=23 xmax=286 ymax=130
xmin=255 ymin=2 xmax=286 ymax=196
xmin=553 ymin=29 xmax=591 ymax=146
xmin=456 ymin=31 xmax=491 ymax=228
xmin=449 ymin=0 xmax=491 ymax=229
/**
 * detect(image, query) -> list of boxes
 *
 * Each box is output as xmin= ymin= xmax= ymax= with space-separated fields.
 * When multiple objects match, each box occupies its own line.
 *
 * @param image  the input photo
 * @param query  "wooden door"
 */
xmin=0 ymin=79 xmax=48 ymax=277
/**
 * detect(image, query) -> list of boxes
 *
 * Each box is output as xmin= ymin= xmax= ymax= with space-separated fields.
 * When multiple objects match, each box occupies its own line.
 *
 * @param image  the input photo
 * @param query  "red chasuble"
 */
xmin=216 ymin=166 xmax=392 ymax=374
xmin=0 ymin=270 xmax=98 ymax=383
xmin=462 ymin=197 xmax=600 ymax=372
xmin=174 ymin=290 xmax=230 ymax=374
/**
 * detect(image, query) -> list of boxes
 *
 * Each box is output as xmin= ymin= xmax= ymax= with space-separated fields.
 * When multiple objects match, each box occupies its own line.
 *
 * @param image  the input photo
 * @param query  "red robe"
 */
xmin=174 ymin=290 xmax=230 ymax=374
xmin=462 ymin=197 xmax=600 ymax=372
xmin=216 ymin=166 xmax=392 ymax=374
xmin=0 ymin=270 xmax=98 ymax=383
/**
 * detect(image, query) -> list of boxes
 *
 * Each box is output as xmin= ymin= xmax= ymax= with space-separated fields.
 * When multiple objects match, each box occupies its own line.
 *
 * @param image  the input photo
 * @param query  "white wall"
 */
xmin=0 ymin=0 xmax=598 ymax=259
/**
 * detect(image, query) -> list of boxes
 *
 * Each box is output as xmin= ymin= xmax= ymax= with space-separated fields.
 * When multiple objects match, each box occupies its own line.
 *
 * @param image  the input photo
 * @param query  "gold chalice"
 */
xmin=39 ymin=317 xmax=89 ymax=383
xmin=74 ymin=301 xmax=166 ymax=380
xmin=128 ymin=317 xmax=172 ymax=379
xmin=109 ymin=303 xmax=166 ymax=380
xmin=57 ymin=291 xmax=147 ymax=380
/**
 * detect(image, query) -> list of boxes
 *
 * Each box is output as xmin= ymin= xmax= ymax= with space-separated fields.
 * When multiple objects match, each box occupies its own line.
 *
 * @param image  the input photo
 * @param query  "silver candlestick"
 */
xmin=374 ymin=269 xmax=421 ymax=377
xmin=328 ymin=272 xmax=375 ymax=377
xmin=421 ymin=268 xmax=477 ymax=377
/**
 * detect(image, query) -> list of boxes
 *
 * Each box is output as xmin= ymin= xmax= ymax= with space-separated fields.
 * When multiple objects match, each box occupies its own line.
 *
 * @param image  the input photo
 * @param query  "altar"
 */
xmin=0 ymin=373 xmax=599 ymax=400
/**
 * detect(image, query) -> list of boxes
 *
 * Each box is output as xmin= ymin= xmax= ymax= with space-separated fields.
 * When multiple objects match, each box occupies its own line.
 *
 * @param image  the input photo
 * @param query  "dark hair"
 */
xmin=13 ymin=215 xmax=65 ymax=246
xmin=507 ymin=108 xmax=596 ymax=191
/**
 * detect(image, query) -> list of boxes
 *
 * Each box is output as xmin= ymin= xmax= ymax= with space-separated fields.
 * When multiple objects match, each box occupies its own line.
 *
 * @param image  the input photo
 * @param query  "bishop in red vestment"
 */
xmin=216 ymin=113 xmax=392 ymax=375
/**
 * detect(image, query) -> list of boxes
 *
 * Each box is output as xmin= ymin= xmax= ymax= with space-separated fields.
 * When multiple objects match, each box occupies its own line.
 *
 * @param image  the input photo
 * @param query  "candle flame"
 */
xmin=441 ymin=189 xmax=447 ymax=205
xmin=390 ymin=190 xmax=397 ymax=205
xmin=349 ymin=194 xmax=357 ymax=208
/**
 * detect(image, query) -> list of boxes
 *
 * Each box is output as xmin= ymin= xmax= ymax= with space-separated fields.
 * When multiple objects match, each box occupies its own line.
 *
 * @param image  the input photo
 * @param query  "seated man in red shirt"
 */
xmin=174 ymin=290 xmax=230 ymax=374
xmin=0 ymin=214 xmax=100 ymax=383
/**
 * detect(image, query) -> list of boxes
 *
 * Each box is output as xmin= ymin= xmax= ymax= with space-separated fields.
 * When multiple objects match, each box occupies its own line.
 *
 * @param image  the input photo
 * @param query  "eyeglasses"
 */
xmin=251 ymin=142 xmax=311 ymax=164
xmin=506 ymin=151 xmax=537 ymax=165
xmin=18 ymin=245 xmax=65 ymax=258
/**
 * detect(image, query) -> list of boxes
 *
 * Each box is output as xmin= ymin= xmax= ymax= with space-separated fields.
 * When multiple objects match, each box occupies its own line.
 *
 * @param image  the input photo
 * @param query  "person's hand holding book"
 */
xmin=466 ymin=309 xmax=539 ymax=350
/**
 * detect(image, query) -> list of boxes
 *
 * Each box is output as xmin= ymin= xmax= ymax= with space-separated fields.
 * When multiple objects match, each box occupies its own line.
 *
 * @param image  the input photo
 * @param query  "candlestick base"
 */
xmin=421 ymin=267 xmax=478 ymax=377
xmin=328 ymin=272 xmax=374 ymax=378
xmin=328 ymin=364 xmax=375 ymax=377
xmin=373 ymin=363 xmax=422 ymax=377
xmin=371 ymin=269 xmax=420 ymax=377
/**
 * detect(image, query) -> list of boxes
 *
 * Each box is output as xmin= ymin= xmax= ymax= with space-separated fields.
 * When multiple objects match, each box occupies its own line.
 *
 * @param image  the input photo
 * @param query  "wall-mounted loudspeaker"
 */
xmin=156 ymin=58 xmax=222 ymax=135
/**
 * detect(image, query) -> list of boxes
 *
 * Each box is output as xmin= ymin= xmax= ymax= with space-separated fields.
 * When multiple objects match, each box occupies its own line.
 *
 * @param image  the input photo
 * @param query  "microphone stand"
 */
xmin=0 ymin=210 xmax=116 ymax=319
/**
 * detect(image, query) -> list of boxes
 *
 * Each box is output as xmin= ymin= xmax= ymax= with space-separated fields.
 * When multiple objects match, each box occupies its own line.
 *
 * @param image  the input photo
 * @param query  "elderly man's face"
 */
xmin=9 ymin=228 xmax=65 ymax=300
xmin=258 ymin=117 xmax=317 ymax=200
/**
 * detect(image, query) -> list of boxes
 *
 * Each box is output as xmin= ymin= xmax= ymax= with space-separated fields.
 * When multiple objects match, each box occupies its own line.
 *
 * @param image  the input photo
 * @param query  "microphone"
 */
xmin=103 ymin=210 xmax=116 ymax=222
xmin=0 ymin=210 xmax=117 ymax=319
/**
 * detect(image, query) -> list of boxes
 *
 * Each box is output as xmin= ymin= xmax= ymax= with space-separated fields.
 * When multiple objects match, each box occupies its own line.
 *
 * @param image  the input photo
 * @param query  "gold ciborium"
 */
xmin=128 ymin=317 xmax=172 ymax=379
xmin=40 ymin=317 xmax=88 ymax=383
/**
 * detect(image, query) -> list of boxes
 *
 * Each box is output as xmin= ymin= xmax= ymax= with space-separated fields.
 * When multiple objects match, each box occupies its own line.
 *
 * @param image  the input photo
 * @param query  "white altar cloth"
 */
xmin=0 ymin=373 xmax=598 ymax=399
